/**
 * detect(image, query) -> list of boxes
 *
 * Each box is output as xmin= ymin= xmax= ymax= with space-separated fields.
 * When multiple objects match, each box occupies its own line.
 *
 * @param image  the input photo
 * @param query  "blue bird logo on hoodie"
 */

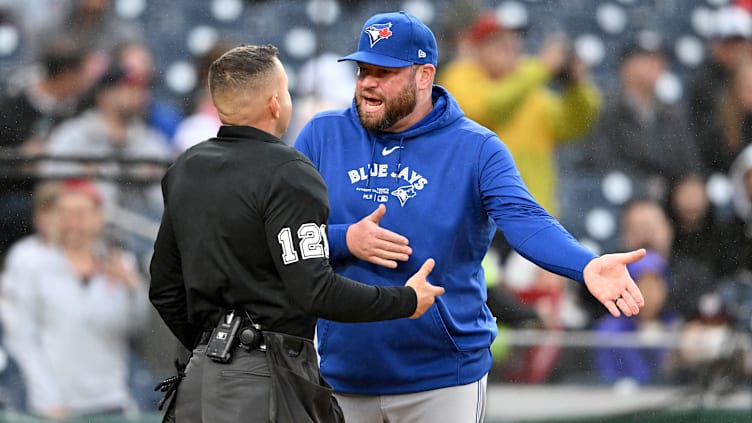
xmin=391 ymin=185 xmax=416 ymax=206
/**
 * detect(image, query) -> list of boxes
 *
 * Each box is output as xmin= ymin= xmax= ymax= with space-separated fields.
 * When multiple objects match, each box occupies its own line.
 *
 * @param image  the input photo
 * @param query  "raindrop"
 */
xmin=187 ymin=26 xmax=219 ymax=56
xmin=575 ymin=34 xmax=606 ymax=67
xmin=585 ymin=208 xmax=616 ymax=241
xmin=285 ymin=27 xmax=317 ymax=59
xmin=306 ymin=0 xmax=341 ymax=26
xmin=706 ymin=173 xmax=734 ymax=207
xmin=403 ymin=0 xmax=435 ymax=24
xmin=212 ymin=0 xmax=244 ymax=22
xmin=115 ymin=0 xmax=147 ymax=20
xmin=496 ymin=1 xmax=529 ymax=30
xmin=596 ymin=3 xmax=627 ymax=35
xmin=691 ymin=7 xmax=716 ymax=38
xmin=0 ymin=25 xmax=19 ymax=57
xmin=655 ymin=72 xmax=683 ymax=104
xmin=675 ymin=35 xmax=705 ymax=67
xmin=165 ymin=61 xmax=197 ymax=94
xmin=602 ymin=171 xmax=633 ymax=205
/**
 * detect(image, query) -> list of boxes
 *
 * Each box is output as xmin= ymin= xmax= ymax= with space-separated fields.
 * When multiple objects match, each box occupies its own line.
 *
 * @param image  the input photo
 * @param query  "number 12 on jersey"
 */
xmin=277 ymin=223 xmax=330 ymax=264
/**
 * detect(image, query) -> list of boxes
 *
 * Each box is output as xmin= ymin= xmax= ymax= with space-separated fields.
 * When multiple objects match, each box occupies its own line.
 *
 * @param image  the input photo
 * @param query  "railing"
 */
xmin=0 ymin=149 xmax=172 ymax=184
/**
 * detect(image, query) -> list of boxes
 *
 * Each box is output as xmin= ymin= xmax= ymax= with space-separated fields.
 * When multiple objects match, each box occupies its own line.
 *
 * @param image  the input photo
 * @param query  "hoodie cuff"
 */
xmin=328 ymin=223 xmax=353 ymax=262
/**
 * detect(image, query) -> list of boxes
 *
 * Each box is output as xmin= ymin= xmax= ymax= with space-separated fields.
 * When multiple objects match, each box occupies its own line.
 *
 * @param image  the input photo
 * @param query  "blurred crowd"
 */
xmin=0 ymin=0 xmax=750 ymax=420
xmin=459 ymin=2 xmax=752 ymax=394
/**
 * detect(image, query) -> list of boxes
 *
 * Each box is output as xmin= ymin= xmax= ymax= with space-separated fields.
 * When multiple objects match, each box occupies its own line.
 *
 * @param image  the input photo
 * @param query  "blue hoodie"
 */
xmin=295 ymin=86 xmax=596 ymax=394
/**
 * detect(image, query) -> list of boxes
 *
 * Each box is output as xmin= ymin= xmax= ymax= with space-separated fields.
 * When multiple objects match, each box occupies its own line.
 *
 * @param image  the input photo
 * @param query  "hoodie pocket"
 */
xmin=429 ymin=304 xmax=461 ymax=352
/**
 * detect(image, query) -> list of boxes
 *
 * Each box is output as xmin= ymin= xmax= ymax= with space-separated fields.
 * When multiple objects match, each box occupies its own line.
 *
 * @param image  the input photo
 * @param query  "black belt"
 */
xmin=199 ymin=329 xmax=309 ymax=356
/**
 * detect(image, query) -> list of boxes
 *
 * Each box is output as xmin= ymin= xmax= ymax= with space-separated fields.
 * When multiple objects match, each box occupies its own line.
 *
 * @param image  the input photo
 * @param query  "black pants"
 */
xmin=174 ymin=345 xmax=271 ymax=422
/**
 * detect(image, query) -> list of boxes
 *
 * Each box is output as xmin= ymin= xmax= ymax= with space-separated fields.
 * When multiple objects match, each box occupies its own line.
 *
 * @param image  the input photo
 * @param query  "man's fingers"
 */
xmin=366 ymin=204 xmax=387 ymax=224
xmin=373 ymin=237 xmax=412 ymax=255
xmin=626 ymin=281 xmax=645 ymax=307
xmin=370 ymin=257 xmax=399 ymax=269
xmin=616 ymin=293 xmax=640 ymax=316
xmin=604 ymin=299 xmax=621 ymax=318
xmin=375 ymin=227 xmax=410 ymax=246
xmin=431 ymin=285 xmax=445 ymax=296
xmin=372 ymin=248 xmax=411 ymax=262
xmin=619 ymin=248 xmax=647 ymax=264
xmin=417 ymin=258 xmax=435 ymax=277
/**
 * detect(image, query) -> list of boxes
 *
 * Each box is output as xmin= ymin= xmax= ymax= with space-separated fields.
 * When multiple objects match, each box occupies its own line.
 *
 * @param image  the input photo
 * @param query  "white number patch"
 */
xmin=277 ymin=224 xmax=329 ymax=264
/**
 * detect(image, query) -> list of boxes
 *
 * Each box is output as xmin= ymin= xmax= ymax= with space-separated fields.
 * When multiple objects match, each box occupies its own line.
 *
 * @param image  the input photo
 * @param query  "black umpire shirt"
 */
xmin=149 ymin=125 xmax=417 ymax=350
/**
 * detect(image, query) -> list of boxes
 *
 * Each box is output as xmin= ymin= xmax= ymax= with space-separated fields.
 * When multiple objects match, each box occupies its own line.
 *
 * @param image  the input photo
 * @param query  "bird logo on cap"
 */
xmin=365 ymin=23 xmax=393 ymax=47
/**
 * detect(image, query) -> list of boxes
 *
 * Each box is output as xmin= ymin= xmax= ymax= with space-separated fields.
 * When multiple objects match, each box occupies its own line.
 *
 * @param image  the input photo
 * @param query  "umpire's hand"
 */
xmin=405 ymin=258 xmax=444 ymax=318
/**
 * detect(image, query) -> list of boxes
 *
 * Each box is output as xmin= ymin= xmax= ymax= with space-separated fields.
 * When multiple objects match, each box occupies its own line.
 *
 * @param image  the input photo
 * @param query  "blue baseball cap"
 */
xmin=338 ymin=11 xmax=438 ymax=68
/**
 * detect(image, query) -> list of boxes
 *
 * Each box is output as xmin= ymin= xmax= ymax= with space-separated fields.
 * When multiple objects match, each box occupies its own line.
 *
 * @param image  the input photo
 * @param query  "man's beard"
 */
xmin=356 ymin=80 xmax=417 ymax=132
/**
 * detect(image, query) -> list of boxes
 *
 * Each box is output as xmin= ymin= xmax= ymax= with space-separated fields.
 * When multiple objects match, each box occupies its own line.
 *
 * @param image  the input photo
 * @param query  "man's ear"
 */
xmin=416 ymin=64 xmax=436 ymax=90
xmin=268 ymin=93 xmax=280 ymax=119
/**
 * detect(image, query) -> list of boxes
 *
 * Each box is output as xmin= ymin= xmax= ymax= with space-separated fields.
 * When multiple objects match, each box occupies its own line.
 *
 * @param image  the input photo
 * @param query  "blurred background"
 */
xmin=0 ymin=0 xmax=751 ymax=422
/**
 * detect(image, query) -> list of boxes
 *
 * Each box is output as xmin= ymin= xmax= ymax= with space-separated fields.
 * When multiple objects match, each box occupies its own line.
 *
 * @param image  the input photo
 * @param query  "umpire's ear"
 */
xmin=268 ymin=93 xmax=281 ymax=119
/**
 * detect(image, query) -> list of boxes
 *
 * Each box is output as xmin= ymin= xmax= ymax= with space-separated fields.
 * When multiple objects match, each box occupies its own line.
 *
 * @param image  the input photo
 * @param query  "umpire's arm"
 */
xmin=149 ymin=202 xmax=196 ymax=350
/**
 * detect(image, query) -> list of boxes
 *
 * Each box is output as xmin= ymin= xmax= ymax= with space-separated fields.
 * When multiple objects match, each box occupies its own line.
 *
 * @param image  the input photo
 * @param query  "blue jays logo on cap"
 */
xmin=338 ymin=11 xmax=438 ymax=68
xmin=365 ymin=23 xmax=393 ymax=47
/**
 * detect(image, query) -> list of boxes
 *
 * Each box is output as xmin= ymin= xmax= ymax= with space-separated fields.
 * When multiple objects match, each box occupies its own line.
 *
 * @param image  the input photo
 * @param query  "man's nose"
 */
xmin=358 ymin=73 xmax=378 ymax=88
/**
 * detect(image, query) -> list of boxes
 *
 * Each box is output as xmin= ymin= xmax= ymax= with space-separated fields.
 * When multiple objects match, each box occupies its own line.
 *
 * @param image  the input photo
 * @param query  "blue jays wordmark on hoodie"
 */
xmin=295 ymin=86 xmax=596 ymax=395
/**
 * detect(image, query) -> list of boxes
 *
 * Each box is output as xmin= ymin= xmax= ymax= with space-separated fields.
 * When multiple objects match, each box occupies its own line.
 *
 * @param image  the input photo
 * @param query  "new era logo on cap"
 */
xmin=338 ymin=11 xmax=438 ymax=68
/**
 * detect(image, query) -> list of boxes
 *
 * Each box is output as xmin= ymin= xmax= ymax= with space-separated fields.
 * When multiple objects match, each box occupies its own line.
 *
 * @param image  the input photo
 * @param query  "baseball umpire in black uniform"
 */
xmin=148 ymin=44 xmax=444 ymax=423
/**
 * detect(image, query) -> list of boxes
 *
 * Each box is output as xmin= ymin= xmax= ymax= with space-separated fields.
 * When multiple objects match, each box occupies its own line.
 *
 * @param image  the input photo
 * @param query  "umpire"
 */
xmin=148 ymin=44 xmax=444 ymax=423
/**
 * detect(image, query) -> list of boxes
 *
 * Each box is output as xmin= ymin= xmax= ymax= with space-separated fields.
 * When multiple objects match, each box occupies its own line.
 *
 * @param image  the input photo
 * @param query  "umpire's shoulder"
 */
xmin=261 ymin=141 xmax=321 ymax=178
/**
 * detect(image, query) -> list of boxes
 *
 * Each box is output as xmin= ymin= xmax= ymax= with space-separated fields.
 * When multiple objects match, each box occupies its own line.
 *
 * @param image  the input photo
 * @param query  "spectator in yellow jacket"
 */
xmin=439 ymin=12 xmax=601 ymax=215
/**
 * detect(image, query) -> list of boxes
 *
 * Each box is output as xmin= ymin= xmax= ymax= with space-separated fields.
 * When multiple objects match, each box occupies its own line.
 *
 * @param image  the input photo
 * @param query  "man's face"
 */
xmin=712 ymin=37 xmax=751 ymax=69
xmin=100 ymin=81 xmax=149 ymax=122
xmin=477 ymin=30 xmax=523 ymax=79
xmin=354 ymin=63 xmax=417 ymax=132
xmin=623 ymin=53 xmax=666 ymax=90
xmin=57 ymin=191 xmax=103 ymax=248
xmin=671 ymin=176 xmax=708 ymax=226
xmin=621 ymin=202 xmax=673 ymax=257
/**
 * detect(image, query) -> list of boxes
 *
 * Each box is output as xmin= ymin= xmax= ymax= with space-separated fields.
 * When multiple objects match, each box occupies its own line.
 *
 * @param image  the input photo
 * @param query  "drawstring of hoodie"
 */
xmin=366 ymin=133 xmax=377 ymax=190
xmin=394 ymin=137 xmax=405 ymax=182
xmin=366 ymin=135 xmax=405 ymax=188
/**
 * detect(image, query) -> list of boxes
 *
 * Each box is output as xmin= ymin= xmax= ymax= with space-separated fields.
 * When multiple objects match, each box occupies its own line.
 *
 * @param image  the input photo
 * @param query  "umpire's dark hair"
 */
xmin=208 ymin=44 xmax=279 ymax=95
xmin=38 ymin=35 xmax=87 ymax=78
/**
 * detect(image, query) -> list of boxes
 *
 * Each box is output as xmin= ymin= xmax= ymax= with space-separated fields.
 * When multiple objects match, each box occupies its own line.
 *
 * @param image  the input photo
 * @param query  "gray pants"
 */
xmin=174 ymin=345 xmax=271 ymax=423
xmin=334 ymin=375 xmax=487 ymax=423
